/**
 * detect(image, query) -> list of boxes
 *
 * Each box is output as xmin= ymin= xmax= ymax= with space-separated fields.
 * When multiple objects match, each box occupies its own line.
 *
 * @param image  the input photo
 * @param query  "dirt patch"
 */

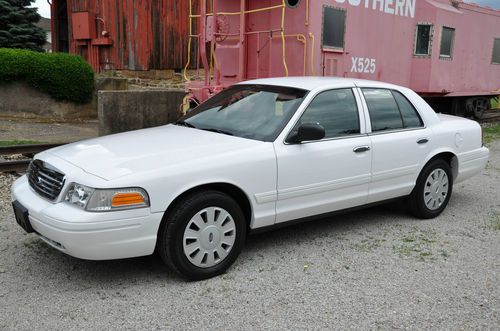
xmin=0 ymin=118 xmax=98 ymax=143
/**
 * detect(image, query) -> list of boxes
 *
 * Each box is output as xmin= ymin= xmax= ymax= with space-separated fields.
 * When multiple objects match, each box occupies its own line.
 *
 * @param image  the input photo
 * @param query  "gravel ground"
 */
xmin=0 ymin=119 xmax=98 ymax=143
xmin=0 ymin=142 xmax=499 ymax=330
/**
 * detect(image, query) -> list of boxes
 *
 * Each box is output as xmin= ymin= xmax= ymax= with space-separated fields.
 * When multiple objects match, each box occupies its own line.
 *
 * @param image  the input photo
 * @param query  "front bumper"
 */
xmin=11 ymin=175 xmax=163 ymax=260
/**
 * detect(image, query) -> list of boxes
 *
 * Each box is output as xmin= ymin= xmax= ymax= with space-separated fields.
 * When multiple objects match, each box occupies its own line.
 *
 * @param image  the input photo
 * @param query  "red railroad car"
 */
xmin=185 ymin=0 xmax=500 ymax=117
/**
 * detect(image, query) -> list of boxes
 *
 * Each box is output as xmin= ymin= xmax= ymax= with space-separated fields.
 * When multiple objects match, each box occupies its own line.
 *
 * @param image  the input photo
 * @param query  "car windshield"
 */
xmin=178 ymin=84 xmax=308 ymax=142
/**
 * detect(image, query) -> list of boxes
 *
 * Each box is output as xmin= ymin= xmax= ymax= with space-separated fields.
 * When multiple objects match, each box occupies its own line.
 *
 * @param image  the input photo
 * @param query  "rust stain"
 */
xmin=53 ymin=0 xmax=199 ymax=71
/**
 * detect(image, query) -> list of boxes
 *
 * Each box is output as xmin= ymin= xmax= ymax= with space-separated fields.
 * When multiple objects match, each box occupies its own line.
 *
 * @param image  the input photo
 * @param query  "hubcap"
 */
xmin=424 ymin=168 xmax=449 ymax=210
xmin=183 ymin=207 xmax=236 ymax=268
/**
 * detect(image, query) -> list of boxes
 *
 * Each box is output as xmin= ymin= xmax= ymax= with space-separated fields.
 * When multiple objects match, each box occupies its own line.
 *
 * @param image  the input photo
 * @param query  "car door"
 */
xmin=359 ymin=87 xmax=432 ymax=203
xmin=273 ymin=88 xmax=372 ymax=223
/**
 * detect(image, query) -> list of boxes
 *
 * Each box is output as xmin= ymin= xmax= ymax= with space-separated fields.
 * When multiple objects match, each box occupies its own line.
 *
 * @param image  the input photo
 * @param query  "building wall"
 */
xmin=52 ymin=0 xmax=199 ymax=71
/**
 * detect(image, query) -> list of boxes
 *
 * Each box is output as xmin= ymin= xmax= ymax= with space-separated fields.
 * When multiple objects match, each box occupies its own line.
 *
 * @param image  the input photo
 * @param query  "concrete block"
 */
xmin=98 ymin=90 xmax=185 ymax=135
xmin=95 ymin=77 xmax=128 ymax=91
xmin=0 ymin=82 xmax=96 ymax=120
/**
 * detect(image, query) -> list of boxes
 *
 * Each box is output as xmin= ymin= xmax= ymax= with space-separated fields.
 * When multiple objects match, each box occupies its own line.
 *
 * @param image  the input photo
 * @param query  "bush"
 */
xmin=0 ymin=48 xmax=94 ymax=103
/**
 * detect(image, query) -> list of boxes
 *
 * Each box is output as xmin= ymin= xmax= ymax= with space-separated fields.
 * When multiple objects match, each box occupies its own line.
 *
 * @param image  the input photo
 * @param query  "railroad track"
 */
xmin=0 ymin=143 xmax=63 ymax=173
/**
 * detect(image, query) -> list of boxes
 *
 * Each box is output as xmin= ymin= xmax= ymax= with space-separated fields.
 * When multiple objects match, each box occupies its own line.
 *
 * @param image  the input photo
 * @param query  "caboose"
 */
xmin=184 ymin=0 xmax=500 ymax=118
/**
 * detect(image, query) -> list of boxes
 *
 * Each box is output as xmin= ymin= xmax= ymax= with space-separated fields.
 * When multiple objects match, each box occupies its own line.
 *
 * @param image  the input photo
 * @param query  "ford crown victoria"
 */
xmin=11 ymin=77 xmax=489 ymax=280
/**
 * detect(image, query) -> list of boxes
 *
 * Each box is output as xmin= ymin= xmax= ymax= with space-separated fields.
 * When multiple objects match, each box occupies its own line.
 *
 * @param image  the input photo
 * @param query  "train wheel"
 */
xmin=467 ymin=97 xmax=489 ymax=119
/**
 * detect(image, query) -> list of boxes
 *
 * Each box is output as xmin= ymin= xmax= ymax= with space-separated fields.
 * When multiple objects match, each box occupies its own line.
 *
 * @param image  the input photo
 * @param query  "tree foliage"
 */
xmin=0 ymin=0 xmax=46 ymax=52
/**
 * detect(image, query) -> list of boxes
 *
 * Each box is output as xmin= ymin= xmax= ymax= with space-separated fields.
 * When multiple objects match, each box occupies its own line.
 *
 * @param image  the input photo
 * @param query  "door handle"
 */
xmin=353 ymin=146 xmax=370 ymax=153
xmin=417 ymin=138 xmax=429 ymax=144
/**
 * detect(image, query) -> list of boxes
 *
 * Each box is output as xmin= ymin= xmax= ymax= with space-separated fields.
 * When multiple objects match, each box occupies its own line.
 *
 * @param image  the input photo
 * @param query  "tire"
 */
xmin=157 ymin=190 xmax=246 ymax=280
xmin=407 ymin=159 xmax=453 ymax=219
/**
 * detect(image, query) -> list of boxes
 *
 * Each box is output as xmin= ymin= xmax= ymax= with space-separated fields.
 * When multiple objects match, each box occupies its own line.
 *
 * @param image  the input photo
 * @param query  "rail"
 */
xmin=0 ymin=143 xmax=63 ymax=173
xmin=184 ymin=0 xmax=290 ymax=84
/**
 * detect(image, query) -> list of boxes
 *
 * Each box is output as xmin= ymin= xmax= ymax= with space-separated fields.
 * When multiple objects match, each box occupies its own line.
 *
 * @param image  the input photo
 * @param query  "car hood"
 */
xmin=45 ymin=125 xmax=265 ymax=180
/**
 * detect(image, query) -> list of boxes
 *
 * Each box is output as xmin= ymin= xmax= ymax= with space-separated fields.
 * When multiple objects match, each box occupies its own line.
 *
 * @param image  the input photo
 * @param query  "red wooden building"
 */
xmin=50 ymin=0 xmax=199 ymax=71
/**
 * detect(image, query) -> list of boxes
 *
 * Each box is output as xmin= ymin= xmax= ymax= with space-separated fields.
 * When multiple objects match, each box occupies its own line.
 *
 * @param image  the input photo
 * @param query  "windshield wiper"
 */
xmin=174 ymin=120 xmax=197 ymax=128
xmin=200 ymin=128 xmax=234 ymax=136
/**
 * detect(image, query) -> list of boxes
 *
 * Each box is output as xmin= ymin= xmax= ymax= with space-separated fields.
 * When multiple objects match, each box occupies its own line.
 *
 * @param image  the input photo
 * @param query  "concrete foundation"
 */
xmin=0 ymin=82 xmax=96 ymax=120
xmin=98 ymin=90 xmax=185 ymax=135
xmin=0 ymin=78 xmax=130 ymax=121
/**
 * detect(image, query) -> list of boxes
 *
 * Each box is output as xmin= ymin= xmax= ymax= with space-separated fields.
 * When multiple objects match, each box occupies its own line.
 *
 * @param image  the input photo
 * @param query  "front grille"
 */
xmin=27 ymin=160 xmax=65 ymax=201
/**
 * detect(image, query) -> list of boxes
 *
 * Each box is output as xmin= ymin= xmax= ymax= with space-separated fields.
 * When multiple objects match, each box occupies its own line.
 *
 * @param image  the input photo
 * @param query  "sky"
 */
xmin=30 ymin=0 xmax=500 ymax=18
xmin=464 ymin=0 xmax=500 ymax=9
xmin=31 ymin=0 xmax=51 ymax=18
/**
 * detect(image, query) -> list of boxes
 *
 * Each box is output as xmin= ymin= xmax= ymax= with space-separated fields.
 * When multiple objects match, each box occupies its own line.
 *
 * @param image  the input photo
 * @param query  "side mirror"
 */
xmin=286 ymin=122 xmax=325 ymax=144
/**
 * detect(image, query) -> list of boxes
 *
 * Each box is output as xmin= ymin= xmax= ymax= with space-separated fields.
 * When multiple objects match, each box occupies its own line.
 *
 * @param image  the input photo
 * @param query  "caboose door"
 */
xmin=322 ymin=52 xmax=346 ymax=78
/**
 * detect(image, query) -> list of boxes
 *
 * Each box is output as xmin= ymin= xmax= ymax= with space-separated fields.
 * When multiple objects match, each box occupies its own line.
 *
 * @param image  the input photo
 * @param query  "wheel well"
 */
xmin=429 ymin=152 xmax=458 ymax=181
xmin=162 ymin=183 xmax=253 ymax=229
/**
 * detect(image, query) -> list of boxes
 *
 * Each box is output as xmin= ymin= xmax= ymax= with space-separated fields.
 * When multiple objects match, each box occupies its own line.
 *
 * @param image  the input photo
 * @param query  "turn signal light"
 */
xmin=111 ymin=192 xmax=146 ymax=207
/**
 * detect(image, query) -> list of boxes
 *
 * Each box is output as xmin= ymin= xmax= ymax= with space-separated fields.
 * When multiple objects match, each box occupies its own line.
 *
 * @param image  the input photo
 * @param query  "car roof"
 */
xmin=241 ymin=76 xmax=402 ymax=91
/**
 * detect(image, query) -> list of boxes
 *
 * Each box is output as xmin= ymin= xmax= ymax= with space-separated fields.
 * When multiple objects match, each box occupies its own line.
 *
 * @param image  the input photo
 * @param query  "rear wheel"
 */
xmin=157 ymin=190 xmax=246 ymax=280
xmin=407 ymin=159 xmax=453 ymax=219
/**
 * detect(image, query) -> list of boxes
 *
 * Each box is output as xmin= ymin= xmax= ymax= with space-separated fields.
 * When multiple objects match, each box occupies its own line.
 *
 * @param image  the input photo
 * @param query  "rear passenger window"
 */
xmin=392 ymin=91 xmax=423 ymax=128
xmin=299 ymin=88 xmax=359 ymax=138
xmin=363 ymin=89 xmax=423 ymax=132
xmin=362 ymin=89 xmax=403 ymax=132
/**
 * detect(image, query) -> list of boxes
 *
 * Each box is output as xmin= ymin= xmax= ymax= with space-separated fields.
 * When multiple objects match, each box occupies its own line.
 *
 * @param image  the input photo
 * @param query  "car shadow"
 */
xmin=244 ymin=199 xmax=410 ymax=253
xmin=21 ymin=199 xmax=411 ymax=284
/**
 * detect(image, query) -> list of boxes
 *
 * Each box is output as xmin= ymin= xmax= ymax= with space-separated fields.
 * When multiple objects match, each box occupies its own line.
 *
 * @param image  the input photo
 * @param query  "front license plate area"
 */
xmin=12 ymin=201 xmax=34 ymax=233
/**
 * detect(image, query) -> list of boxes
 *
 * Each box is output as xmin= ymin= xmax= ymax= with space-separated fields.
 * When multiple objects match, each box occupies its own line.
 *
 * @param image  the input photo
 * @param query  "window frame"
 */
xmin=413 ymin=23 xmax=434 ymax=57
xmin=359 ymin=88 xmax=426 ymax=135
xmin=492 ymin=38 xmax=500 ymax=65
xmin=439 ymin=26 xmax=455 ymax=60
xmin=321 ymin=5 xmax=347 ymax=52
xmin=283 ymin=87 xmax=365 ymax=145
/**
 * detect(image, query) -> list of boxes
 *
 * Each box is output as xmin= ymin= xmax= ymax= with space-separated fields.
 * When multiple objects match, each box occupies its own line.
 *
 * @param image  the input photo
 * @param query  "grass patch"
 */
xmin=353 ymin=237 xmax=385 ymax=252
xmin=492 ymin=97 xmax=499 ymax=109
xmin=483 ymin=124 xmax=500 ymax=145
xmin=491 ymin=214 xmax=500 ymax=231
xmin=393 ymin=230 xmax=438 ymax=261
xmin=0 ymin=140 xmax=43 ymax=146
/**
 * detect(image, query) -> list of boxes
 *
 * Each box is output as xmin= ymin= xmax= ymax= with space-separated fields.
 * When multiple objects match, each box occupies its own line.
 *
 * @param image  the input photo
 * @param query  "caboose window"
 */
xmin=414 ymin=24 xmax=432 ymax=56
xmin=439 ymin=27 xmax=455 ymax=58
xmin=493 ymin=38 xmax=500 ymax=64
xmin=286 ymin=0 xmax=300 ymax=8
xmin=322 ymin=6 xmax=346 ymax=50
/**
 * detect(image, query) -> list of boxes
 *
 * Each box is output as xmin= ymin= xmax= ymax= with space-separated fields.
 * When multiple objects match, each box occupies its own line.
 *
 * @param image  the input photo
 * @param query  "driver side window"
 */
xmin=299 ymin=88 xmax=360 ymax=139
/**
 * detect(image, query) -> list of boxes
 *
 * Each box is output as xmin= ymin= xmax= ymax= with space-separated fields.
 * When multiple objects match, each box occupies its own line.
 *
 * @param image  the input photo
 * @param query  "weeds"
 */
xmin=393 ymin=230 xmax=439 ymax=261
xmin=491 ymin=214 xmax=500 ymax=231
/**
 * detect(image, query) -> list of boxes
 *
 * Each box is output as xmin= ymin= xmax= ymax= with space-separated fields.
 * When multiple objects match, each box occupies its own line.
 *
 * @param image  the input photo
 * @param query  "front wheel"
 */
xmin=157 ymin=190 xmax=246 ymax=280
xmin=407 ymin=159 xmax=453 ymax=219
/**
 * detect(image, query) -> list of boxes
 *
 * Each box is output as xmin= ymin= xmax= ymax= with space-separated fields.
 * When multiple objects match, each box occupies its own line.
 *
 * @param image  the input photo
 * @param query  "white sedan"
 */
xmin=11 ymin=77 xmax=489 ymax=280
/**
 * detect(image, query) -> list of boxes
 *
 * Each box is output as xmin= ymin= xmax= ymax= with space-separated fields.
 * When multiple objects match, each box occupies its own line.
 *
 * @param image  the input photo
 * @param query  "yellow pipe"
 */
xmin=271 ymin=34 xmax=307 ymax=76
xmin=305 ymin=0 xmax=309 ymax=26
xmin=188 ymin=1 xmax=289 ymax=81
xmin=210 ymin=4 xmax=284 ymax=16
xmin=281 ymin=0 xmax=289 ymax=76
xmin=309 ymin=32 xmax=315 ymax=76
xmin=184 ymin=0 xmax=193 ymax=81
xmin=298 ymin=35 xmax=306 ymax=76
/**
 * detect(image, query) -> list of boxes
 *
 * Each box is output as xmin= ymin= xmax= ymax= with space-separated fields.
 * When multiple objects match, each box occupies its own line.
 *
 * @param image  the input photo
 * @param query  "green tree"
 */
xmin=0 ymin=0 xmax=46 ymax=52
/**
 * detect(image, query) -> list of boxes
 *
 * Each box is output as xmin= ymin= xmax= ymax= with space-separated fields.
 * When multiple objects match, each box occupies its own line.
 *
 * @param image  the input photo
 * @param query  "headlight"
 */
xmin=64 ymin=183 xmax=149 ymax=212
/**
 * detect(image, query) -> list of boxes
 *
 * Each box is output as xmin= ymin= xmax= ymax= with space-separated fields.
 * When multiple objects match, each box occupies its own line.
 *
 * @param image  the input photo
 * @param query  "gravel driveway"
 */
xmin=0 ymin=142 xmax=499 ymax=330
